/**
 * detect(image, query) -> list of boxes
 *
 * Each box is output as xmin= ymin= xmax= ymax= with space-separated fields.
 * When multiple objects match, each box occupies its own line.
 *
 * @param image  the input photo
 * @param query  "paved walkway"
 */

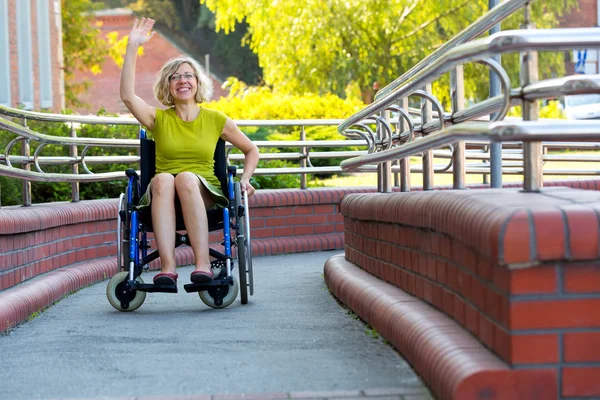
xmin=0 ymin=251 xmax=433 ymax=400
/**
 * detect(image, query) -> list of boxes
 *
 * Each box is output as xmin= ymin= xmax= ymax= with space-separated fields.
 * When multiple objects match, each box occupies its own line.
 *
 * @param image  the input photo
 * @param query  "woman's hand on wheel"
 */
xmin=240 ymin=179 xmax=255 ymax=197
xmin=128 ymin=17 xmax=155 ymax=48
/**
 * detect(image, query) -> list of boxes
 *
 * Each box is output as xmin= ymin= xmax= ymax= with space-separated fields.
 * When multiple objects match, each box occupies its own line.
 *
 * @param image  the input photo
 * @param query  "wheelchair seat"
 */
xmin=136 ymin=137 xmax=228 ymax=232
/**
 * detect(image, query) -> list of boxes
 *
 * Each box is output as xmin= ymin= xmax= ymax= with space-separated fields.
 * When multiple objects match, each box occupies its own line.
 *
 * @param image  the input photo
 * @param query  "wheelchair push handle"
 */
xmin=125 ymin=168 xmax=139 ymax=179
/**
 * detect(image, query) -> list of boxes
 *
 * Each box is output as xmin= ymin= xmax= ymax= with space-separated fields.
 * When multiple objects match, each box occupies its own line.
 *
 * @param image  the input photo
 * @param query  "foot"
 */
xmin=190 ymin=268 xmax=214 ymax=283
xmin=153 ymin=272 xmax=178 ymax=285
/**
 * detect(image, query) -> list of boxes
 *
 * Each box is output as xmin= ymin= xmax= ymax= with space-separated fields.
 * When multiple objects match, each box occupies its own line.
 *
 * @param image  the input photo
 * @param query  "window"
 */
xmin=37 ymin=0 xmax=53 ymax=108
xmin=17 ymin=1 xmax=33 ymax=109
xmin=0 ymin=0 xmax=10 ymax=106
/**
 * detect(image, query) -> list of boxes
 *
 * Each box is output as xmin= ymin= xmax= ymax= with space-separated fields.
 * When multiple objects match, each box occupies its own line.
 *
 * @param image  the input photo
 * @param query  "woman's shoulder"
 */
xmin=154 ymin=107 xmax=176 ymax=121
xmin=201 ymin=107 xmax=229 ymax=121
xmin=158 ymin=107 xmax=176 ymax=117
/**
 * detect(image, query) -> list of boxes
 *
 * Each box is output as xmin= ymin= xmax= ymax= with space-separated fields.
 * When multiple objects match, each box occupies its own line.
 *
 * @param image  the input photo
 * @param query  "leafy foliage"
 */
xmin=201 ymin=0 xmax=576 ymax=105
xmin=0 ymin=112 xmax=140 ymax=206
xmin=207 ymin=82 xmax=365 ymax=188
xmin=129 ymin=0 xmax=179 ymax=28
xmin=62 ymin=0 xmax=108 ymax=108
xmin=508 ymin=100 xmax=566 ymax=119
xmin=63 ymin=0 xmax=141 ymax=108
xmin=107 ymin=0 xmax=262 ymax=84
xmin=209 ymin=78 xmax=364 ymax=120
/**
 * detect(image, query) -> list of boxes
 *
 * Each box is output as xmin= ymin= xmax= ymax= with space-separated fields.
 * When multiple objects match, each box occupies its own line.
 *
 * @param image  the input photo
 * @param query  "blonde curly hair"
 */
xmin=153 ymin=56 xmax=213 ymax=106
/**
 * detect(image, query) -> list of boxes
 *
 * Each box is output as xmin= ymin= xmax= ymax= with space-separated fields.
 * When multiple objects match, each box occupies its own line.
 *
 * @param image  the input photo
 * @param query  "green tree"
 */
xmin=62 ymin=0 xmax=108 ymax=108
xmin=201 ymin=0 xmax=576 ymax=104
xmin=129 ymin=0 xmax=179 ymax=28
xmin=126 ymin=0 xmax=262 ymax=84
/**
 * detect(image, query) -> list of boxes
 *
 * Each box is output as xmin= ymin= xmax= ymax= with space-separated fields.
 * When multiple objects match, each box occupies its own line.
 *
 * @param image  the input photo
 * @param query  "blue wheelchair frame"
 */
xmin=108 ymin=129 xmax=251 ymax=311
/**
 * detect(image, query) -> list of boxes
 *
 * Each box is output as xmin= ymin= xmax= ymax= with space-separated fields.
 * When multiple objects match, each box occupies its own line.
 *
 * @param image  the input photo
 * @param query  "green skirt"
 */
xmin=137 ymin=173 xmax=228 ymax=210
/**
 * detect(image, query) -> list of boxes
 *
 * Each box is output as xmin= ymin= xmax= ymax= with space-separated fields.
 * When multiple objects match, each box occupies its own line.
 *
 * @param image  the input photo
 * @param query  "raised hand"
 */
xmin=128 ymin=17 xmax=155 ymax=47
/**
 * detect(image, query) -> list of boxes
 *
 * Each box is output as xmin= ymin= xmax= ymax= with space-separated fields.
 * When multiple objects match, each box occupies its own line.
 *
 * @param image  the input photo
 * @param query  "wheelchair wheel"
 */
xmin=106 ymin=271 xmax=146 ymax=312
xmin=234 ymin=182 xmax=248 ymax=304
xmin=116 ymin=193 xmax=129 ymax=270
xmin=243 ymin=188 xmax=254 ymax=296
xmin=198 ymin=274 xmax=239 ymax=309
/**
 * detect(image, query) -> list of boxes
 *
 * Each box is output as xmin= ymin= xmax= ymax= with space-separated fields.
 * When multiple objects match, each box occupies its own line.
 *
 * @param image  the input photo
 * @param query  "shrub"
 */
xmin=208 ymin=80 xmax=365 ymax=188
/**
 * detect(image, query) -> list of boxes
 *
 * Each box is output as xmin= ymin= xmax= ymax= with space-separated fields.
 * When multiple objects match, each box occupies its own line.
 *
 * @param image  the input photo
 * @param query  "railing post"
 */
xmin=521 ymin=8 xmax=542 ymax=192
xmin=422 ymin=84 xmax=434 ymax=190
xmin=489 ymin=0 xmax=503 ymax=188
xmin=399 ymin=97 xmax=411 ymax=192
xmin=70 ymin=123 xmax=80 ymax=202
xmin=451 ymin=66 xmax=466 ymax=189
xmin=299 ymin=126 xmax=307 ymax=189
xmin=21 ymin=118 xmax=32 ymax=207
xmin=379 ymin=111 xmax=392 ymax=193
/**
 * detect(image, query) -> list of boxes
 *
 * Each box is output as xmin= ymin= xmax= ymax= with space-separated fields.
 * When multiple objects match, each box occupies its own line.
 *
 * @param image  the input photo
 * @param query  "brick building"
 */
xmin=561 ymin=0 xmax=600 ymax=75
xmin=71 ymin=8 xmax=227 ymax=115
xmin=0 ymin=0 xmax=64 ymax=112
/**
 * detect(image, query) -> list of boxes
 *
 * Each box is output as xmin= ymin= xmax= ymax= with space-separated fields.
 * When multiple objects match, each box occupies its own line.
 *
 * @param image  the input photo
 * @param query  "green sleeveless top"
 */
xmin=151 ymin=107 xmax=226 ymax=185
xmin=148 ymin=107 xmax=228 ymax=207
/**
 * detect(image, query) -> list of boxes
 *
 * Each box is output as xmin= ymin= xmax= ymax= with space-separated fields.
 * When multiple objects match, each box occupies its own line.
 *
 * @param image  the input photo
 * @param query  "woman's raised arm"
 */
xmin=120 ymin=17 xmax=156 ymax=129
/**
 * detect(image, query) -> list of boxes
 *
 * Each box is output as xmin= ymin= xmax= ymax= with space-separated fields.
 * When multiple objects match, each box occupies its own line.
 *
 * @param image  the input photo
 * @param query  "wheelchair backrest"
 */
xmin=139 ymin=137 xmax=228 ymax=197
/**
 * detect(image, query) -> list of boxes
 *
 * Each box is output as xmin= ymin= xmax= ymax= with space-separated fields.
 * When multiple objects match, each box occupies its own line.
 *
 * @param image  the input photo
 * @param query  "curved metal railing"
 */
xmin=338 ymin=0 xmax=600 ymax=193
xmin=339 ymin=28 xmax=600 ymax=134
xmin=1 ymin=103 xmax=379 ymax=205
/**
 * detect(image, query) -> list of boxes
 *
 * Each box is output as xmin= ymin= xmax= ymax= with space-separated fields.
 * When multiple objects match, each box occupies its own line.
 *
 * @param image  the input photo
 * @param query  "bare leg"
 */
xmin=150 ymin=173 xmax=177 ymax=273
xmin=174 ymin=172 xmax=215 ymax=273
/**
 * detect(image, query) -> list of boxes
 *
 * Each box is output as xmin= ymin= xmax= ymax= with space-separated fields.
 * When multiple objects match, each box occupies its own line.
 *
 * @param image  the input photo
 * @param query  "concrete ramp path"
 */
xmin=0 ymin=251 xmax=433 ymax=400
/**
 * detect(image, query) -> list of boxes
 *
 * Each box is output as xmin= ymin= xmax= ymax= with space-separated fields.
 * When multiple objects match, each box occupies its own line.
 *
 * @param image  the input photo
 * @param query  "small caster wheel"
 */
xmin=106 ymin=271 xmax=146 ymax=312
xmin=198 ymin=277 xmax=239 ymax=309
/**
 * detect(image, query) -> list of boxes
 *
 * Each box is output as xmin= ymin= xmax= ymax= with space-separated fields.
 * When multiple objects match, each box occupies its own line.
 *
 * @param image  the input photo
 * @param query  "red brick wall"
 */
xmin=0 ymin=188 xmax=359 ymax=332
xmin=561 ymin=0 xmax=597 ymax=28
xmin=0 ymin=188 xmax=360 ymax=294
xmin=340 ymin=179 xmax=600 ymax=399
xmin=5 ymin=0 xmax=62 ymax=111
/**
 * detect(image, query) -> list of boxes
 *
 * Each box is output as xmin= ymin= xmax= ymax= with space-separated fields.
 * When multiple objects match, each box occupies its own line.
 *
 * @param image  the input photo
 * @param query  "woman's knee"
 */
xmin=174 ymin=172 xmax=200 ymax=196
xmin=151 ymin=173 xmax=175 ymax=197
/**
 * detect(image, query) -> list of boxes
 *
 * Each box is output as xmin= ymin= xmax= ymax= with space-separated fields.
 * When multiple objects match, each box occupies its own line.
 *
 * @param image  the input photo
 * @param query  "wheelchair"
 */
xmin=106 ymin=129 xmax=253 ymax=311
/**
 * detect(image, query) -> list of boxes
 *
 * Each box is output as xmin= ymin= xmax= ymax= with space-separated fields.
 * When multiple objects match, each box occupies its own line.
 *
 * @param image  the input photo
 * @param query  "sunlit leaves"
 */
xmin=62 ymin=0 xmax=136 ymax=108
xmin=62 ymin=0 xmax=107 ymax=107
xmin=201 ymin=0 xmax=576 ymax=106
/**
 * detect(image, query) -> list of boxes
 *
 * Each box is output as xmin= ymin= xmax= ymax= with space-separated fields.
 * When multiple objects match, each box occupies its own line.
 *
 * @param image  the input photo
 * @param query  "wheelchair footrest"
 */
xmin=136 ymin=283 xmax=178 ymax=293
xmin=183 ymin=276 xmax=233 ymax=293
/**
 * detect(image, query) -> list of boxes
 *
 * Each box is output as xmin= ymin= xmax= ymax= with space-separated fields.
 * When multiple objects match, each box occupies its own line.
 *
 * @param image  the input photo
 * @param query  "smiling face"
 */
xmin=168 ymin=63 xmax=198 ymax=104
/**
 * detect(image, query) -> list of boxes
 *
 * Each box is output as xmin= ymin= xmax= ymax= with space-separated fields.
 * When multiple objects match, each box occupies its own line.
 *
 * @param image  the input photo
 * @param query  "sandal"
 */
xmin=153 ymin=272 xmax=178 ymax=285
xmin=190 ymin=269 xmax=214 ymax=283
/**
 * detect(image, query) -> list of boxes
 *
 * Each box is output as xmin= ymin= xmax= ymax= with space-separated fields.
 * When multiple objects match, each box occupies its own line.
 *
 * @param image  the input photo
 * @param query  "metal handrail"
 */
xmin=0 ymin=116 xmax=140 ymax=147
xmin=0 ymin=105 xmax=356 ymax=128
xmin=341 ymin=120 xmax=600 ymax=170
xmin=339 ymin=28 xmax=600 ymax=135
xmin=0 ymin=103 xmax=374 ymax=192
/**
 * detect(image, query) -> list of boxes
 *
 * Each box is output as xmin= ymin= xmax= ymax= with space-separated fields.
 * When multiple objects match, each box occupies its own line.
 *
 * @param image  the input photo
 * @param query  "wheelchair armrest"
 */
xmin=126 ymin=168 xmax=139 ymax=179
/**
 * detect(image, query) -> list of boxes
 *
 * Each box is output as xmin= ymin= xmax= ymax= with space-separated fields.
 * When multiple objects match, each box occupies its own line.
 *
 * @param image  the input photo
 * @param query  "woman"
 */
xmin=120 ymin=17 xmax=259 ymax=285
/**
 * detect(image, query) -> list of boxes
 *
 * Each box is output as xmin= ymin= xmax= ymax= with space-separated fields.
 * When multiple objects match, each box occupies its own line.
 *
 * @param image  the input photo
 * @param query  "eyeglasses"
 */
xmin=169 ymin=73 xmax=196 ymax=82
